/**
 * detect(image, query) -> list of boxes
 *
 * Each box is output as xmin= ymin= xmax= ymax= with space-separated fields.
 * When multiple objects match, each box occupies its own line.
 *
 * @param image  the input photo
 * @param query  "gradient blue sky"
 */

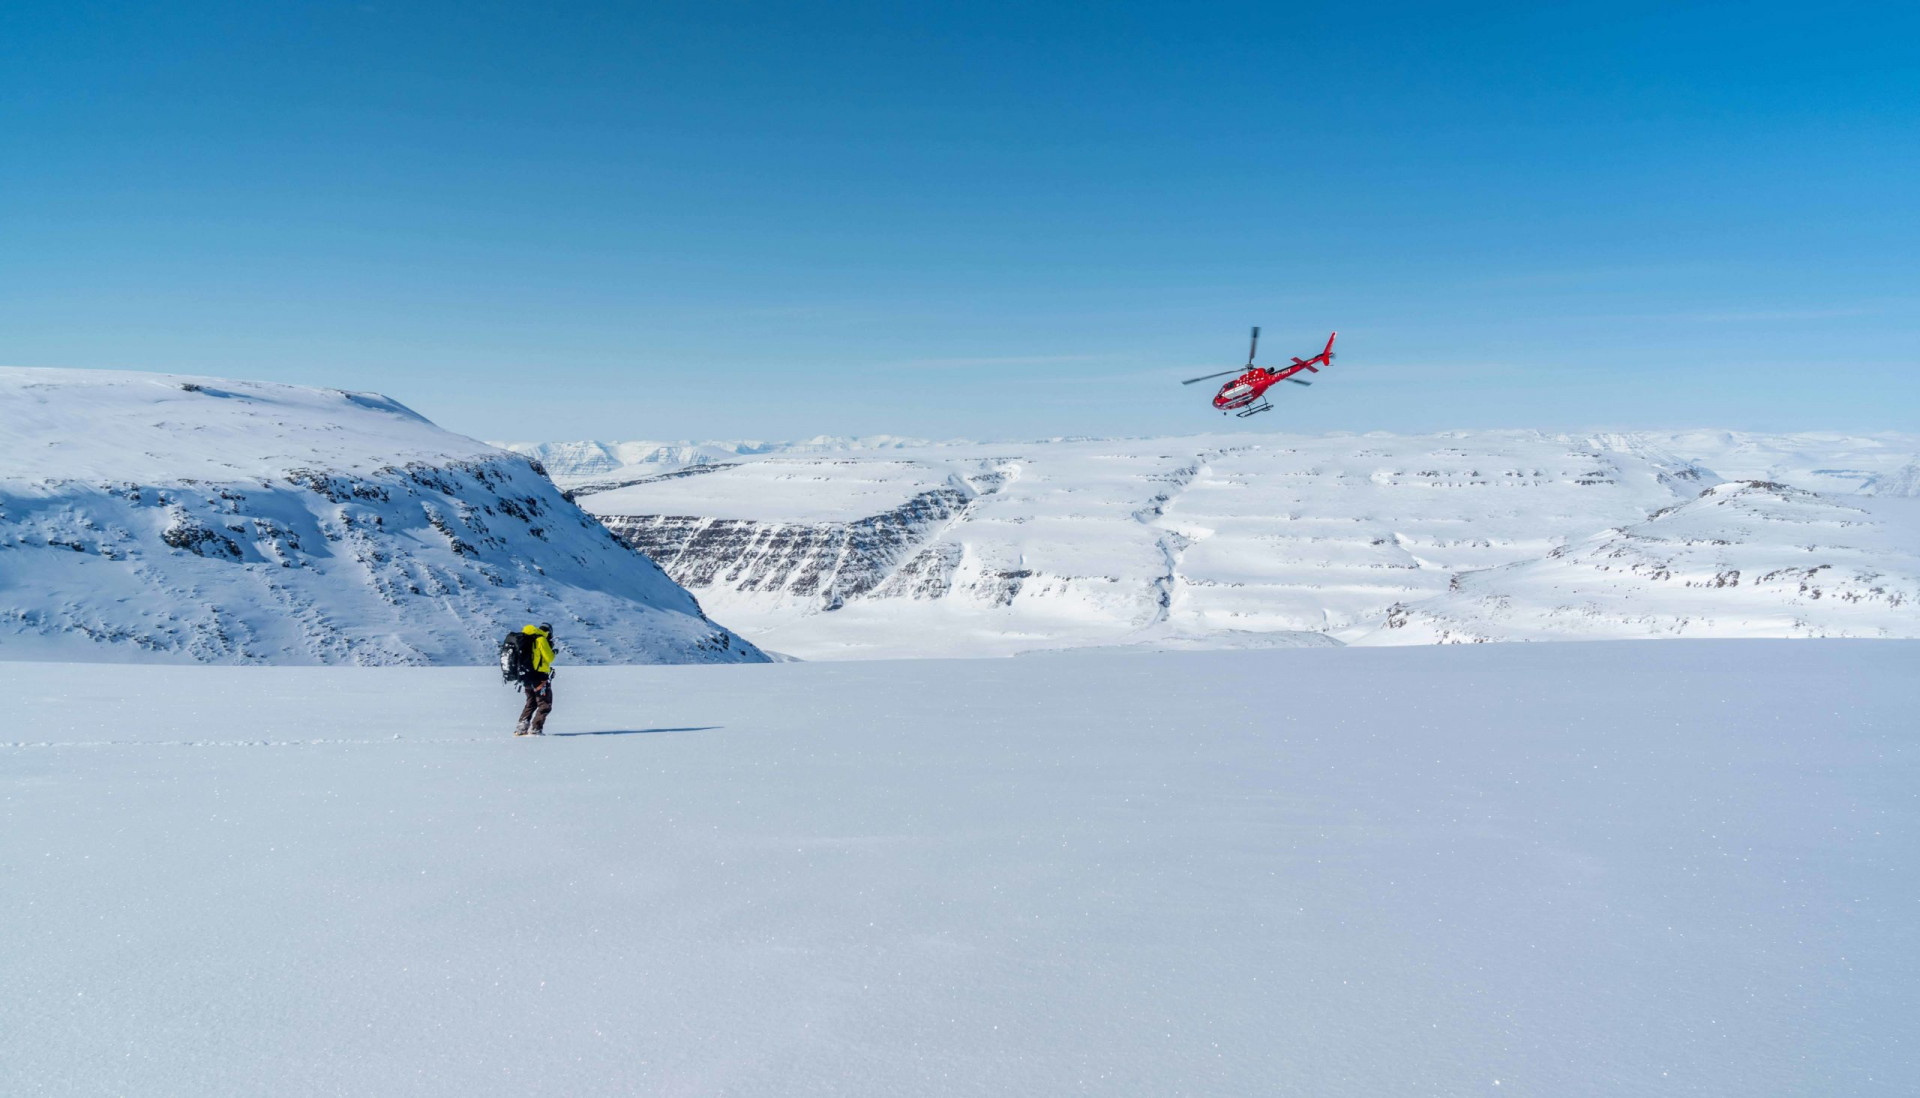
xmin=4 ymin=1 xmax=1915 ymax=442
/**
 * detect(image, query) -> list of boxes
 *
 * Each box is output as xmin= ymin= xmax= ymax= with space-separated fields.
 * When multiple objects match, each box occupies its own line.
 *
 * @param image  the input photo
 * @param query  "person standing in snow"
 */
xmin=514 ymin=623 xmax=557 ymax=736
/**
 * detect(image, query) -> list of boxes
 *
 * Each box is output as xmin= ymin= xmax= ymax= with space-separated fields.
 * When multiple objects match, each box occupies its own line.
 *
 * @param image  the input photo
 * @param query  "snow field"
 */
xmin=4 ymin=641 xmax=1916 ymax=1095
xmin=1 ymin=367 xmax=486 ymax=483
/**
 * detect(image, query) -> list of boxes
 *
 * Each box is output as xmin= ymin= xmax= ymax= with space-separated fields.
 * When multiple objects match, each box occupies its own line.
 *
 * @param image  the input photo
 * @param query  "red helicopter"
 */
xmin=1182 ymin=326 xmax=1337 ymax=416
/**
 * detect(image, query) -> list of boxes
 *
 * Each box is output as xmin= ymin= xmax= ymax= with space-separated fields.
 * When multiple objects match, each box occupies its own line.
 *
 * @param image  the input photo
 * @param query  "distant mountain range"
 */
xmin=522 ymin=430 xmax=1920 ymax=659
xmin=493 ymin=436 xmax=950 ymax=488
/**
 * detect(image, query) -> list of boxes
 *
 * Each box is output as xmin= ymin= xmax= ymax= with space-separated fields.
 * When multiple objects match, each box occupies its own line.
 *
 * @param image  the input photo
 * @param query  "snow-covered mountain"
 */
xmin=508 ymin=428 xmax=1920 ymax=493
xmin=1586 ymin=429 xmax=1920 ymax=496
xmin=1863 ymin=461 xmax=1920 ymax=498
xmin=1359 ymin=480 xmax=1920 ymax=643
xmin=562 ymin=430 xmax=1920 ymax=658
xmin=0 ymin=368 xmax=764 ymax=665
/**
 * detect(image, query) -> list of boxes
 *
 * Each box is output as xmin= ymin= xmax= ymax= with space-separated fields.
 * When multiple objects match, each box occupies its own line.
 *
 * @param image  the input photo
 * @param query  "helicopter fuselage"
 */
xmin=1212 ymin=363 xmax=1310 ymax=411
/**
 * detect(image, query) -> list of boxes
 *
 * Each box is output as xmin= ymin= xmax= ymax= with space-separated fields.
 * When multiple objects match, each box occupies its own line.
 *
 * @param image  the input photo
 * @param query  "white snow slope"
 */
xmin=1864 ymin=461 xmax=1920 ymax=498
xmin=564 ymin=431 xmax=1920 ymax=659
xmin=0 ymin=368 xmax=763 ymax=665
xmin=3 ymin=641 xmax=1914 ymax=1095
xmin=1363 ymin=481 xmax=1920 ymax=643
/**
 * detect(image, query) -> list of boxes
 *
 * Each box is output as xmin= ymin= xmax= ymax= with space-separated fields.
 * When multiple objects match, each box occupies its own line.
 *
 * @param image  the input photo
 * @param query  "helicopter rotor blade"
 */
xmin=1247 ymin=325 xmax=1260 ymax=366
xmin=1288 ymin=378 xmax=1313 ymax=386
xmin=1181 ymin=368 xmax=1241 ymax=386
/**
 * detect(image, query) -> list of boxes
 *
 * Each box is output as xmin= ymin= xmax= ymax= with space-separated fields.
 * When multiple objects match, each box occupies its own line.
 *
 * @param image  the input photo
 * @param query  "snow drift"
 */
xmin=0 ymin=368 xmax=764 ymax=665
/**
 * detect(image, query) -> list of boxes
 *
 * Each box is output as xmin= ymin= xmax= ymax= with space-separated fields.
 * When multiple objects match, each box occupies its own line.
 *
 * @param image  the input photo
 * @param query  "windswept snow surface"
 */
xmin=4 ymin=642 xmax=1915 ymax=1095
xmin=0 ymin=368 xmax=763 ymax=665
xmin=568 ymin=431 xmax=1920 ymax=659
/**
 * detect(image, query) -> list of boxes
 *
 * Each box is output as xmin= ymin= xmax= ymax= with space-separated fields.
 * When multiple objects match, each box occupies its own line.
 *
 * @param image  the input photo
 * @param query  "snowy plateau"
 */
xmin=4 ymin=643 xmax=1915 ymax=1095
xmin=0 ymin=368 xmax=762 ymax=665
xmin=504 ymin=431 xmax=1920 ymax=660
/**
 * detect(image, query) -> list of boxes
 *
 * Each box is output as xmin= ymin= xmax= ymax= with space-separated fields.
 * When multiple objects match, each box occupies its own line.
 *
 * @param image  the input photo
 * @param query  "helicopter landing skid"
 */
xmin=1232 ymin=401 xmax=1273 ymax=418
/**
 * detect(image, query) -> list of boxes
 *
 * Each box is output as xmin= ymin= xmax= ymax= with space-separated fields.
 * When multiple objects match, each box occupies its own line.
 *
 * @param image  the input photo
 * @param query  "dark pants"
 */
xmin=516 ymin=673 xmax=553 ymax=733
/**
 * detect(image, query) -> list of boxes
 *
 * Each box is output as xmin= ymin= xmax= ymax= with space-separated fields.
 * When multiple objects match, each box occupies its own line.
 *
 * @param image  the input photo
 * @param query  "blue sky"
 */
xmin=3 ymin=1 xmax=1914 ymax=442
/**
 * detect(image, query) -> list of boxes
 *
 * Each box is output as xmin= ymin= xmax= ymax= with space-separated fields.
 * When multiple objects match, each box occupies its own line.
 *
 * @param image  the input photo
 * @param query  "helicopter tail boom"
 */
xmin=1290 ymin=332 xmax=1337 ymax=371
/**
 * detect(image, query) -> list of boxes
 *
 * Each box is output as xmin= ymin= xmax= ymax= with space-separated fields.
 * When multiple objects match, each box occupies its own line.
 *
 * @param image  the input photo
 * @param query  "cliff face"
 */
xmin=0 ymin=368 xmax=766 ymax=665
xmin=599 ymin=486 xmax=974 ymax=610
